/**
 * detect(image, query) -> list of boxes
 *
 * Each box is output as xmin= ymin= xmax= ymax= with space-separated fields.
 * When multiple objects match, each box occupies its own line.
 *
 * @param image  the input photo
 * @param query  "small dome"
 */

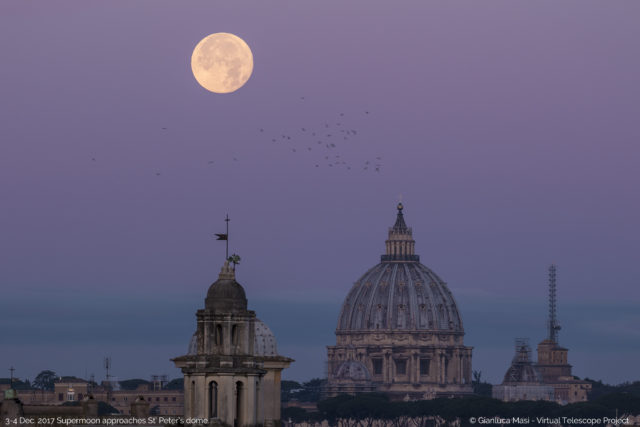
xmin=254 ymin=319 xmax=278 ymax=356
xmin=502 ymin=339 xmax=544 ymax=384
xmin=334 ymin=360 xmax=372 ymax=381
xmin=205 ymin=261 xmax=248 ymax=312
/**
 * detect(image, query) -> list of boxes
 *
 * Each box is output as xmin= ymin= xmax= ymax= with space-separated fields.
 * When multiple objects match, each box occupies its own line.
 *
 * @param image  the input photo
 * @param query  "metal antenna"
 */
xmin=548 ymin=264 xmax=561 ymax=342
xmin=104 ymin=357 xmax=112 ymax=402
xmin=9 ymin=366 xmax=15 ymax=389
xmin=104 ymin=357 xmax=111 ymax=382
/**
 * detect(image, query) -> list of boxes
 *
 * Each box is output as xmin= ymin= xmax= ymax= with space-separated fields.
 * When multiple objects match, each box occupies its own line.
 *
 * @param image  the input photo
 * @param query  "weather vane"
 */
xmin=214 ymin=214 xmax=241 ymax=270
xmin=215 ymin=214 xmax=230 ymax=259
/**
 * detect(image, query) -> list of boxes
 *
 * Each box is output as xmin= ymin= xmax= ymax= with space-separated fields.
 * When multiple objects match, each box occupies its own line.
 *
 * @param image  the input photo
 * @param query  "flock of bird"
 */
xmin=257 ymin=107 xmax=383 ymax=172
xmin=254 ymin=97 xmax=383 ymax=172
xmin=90 ymin=97 xmax=384 ymax=176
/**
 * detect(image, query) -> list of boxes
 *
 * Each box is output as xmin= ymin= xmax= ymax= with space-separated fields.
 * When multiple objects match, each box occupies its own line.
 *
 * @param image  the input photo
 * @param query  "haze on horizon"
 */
xmin=1 ymin=1 xmax=639 ymax=386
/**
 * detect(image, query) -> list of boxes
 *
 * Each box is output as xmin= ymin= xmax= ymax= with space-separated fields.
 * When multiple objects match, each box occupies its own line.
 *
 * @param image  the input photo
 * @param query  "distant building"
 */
xmin=11 ymin=378 xmax=183 ymax=416
xmin=492 ymin=339 xmax=554 ymax=402
xmin=325 ymin=204 xmax=473 ymax=400
xmin=535 ymin=338 xmax=591 ymax=404
xmin=534 ymin=265 xmax=591 ymax=404
xmin=494 ymin=265 xmax=591 ymax=404
xmin=173 ymin=261 xmax=292 ymax=426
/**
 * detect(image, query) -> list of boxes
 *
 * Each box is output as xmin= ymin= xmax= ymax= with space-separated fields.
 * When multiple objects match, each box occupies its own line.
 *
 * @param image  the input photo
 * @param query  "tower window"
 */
xmin=372 ymin=358 xmax=383 ymax=375
xmin=209 ymin=381 xmax=218 ymax=418
xmin=232 ymin=325 xmax=238 ymax=346
xmin=395 ymin=359 xmax=407 ymax=375
xmin=420 ymin=358 xmax=430 ymax=376
xmin=215 ymin=325 xmax=223 ymax=346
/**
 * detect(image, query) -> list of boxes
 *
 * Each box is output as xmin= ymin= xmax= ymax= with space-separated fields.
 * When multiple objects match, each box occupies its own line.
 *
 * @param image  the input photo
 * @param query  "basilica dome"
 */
xmin=326 ymin=203 xmax=473 ymax=400
xmin=336 ymin=203 xmax=463 ymax=333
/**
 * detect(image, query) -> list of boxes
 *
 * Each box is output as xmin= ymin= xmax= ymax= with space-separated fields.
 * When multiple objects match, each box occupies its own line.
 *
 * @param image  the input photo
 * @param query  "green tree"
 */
xmin=281 ymin=380 xmax=302 ymax=402
xmin=164 ymin=378 xmax=184 ymax=390
xmin=119 ymin=379 xmax=151 ymax=391
xmin=33 ymin=370 xmax=57 ymax=391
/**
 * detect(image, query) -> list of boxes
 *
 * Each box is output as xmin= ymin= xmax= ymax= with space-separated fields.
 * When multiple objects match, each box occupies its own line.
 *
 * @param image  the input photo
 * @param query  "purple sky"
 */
xmin=1 ymin=1 xmax=639 ymax=385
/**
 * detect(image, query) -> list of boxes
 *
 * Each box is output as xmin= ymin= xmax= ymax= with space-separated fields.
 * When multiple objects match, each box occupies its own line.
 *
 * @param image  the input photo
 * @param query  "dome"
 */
xmin=205 ymin=261 xmax=248 ymax=312
xmin=254 ymin=319 xmax=278 ymax=356
xmin=336 ymin=204 xmax=463 ymax=333
xmin=334 ymin=360 xmax=372 ymax=381
xmin=502 ymin=339 xmax=544 ymax=384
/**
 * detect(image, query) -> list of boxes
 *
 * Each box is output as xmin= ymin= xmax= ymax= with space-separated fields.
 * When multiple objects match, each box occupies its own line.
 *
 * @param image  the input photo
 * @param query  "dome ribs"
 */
xmin=363 ymin=264 xmax=390 ymax=330
xmin=402 ymin=263 xmax=419 ymax=330
xmin=338 ymin=265 xmax=377 ymax=330
xmin=385 ymin=264 xmax=399 ymax=330
xmin=336 ymin=262 xmax=465 ymax=334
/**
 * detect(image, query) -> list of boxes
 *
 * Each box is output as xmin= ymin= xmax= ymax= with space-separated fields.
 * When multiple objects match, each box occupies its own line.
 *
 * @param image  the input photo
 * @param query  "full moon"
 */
xmin=191 ymin=33 xmax=254 ymax=94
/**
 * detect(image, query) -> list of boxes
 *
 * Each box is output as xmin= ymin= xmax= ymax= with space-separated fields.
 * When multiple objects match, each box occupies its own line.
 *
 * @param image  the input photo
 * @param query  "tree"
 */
xmin=164 ymin=378 xmax=184 ymax=390
xmin=472 ymin=370 xmax=493 ymax=397
xmin=33 ymin=370 xmax=57 ymax=391
xmin=281 ymin=380 xmax=302 ymax=402
xmin=119 ymin=379 xmax=151 ymax=391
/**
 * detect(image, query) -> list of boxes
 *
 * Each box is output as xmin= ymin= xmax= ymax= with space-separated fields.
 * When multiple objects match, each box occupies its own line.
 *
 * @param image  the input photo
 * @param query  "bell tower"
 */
xmin=173 ymin=261 xmax=292 ymax=426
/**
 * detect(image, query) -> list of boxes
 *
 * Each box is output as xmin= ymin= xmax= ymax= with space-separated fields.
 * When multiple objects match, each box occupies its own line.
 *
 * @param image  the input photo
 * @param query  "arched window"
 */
xmin=190 ymin=381 xmax=195 ymax=415
xmin=231 ymin=325 xmax=238 ymax=346
xmin=235 ymin=381 xmax=243 ymax=427
xmin=208 ymin=381 xmax=218 ymax=418
xmin=215 ymin=325 xmax=223 ymax=346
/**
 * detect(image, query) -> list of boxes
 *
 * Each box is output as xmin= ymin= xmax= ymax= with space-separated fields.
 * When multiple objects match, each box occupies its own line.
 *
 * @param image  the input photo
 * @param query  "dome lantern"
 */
xmin=382 ymin=203 xmax=419 ymax=262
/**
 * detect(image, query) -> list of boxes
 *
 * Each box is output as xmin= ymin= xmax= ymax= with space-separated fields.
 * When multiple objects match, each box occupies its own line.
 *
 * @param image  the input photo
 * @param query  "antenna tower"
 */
xmin=104 ymin=357 xmax=112 ymax=402
xmin=548 ymin=264 xmax=561 ymax=342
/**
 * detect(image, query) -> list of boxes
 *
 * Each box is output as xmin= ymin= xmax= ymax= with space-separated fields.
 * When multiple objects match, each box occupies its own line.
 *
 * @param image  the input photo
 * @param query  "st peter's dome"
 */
xmin=336 ymin=203 xmax=463 ymax=333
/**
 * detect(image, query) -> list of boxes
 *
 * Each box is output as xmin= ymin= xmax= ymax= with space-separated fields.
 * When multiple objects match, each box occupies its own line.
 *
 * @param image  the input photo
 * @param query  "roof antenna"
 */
xmin=548 ymin=264 xmax=561 ymax=343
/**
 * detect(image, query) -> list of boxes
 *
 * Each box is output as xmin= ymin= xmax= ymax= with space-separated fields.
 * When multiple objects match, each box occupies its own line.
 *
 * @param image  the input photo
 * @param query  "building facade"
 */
xmin=173 ymin=261 xmax=292 ymax=427
xmin=8 ymin=379 xmax=183 ymax=416
xmin=326 ymin=204 xmax=473 ymax=400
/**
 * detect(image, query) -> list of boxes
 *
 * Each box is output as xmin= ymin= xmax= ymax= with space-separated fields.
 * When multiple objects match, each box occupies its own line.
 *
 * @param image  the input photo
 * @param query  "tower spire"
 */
xmin=548 ymin=264 xmax=561 ymax=342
